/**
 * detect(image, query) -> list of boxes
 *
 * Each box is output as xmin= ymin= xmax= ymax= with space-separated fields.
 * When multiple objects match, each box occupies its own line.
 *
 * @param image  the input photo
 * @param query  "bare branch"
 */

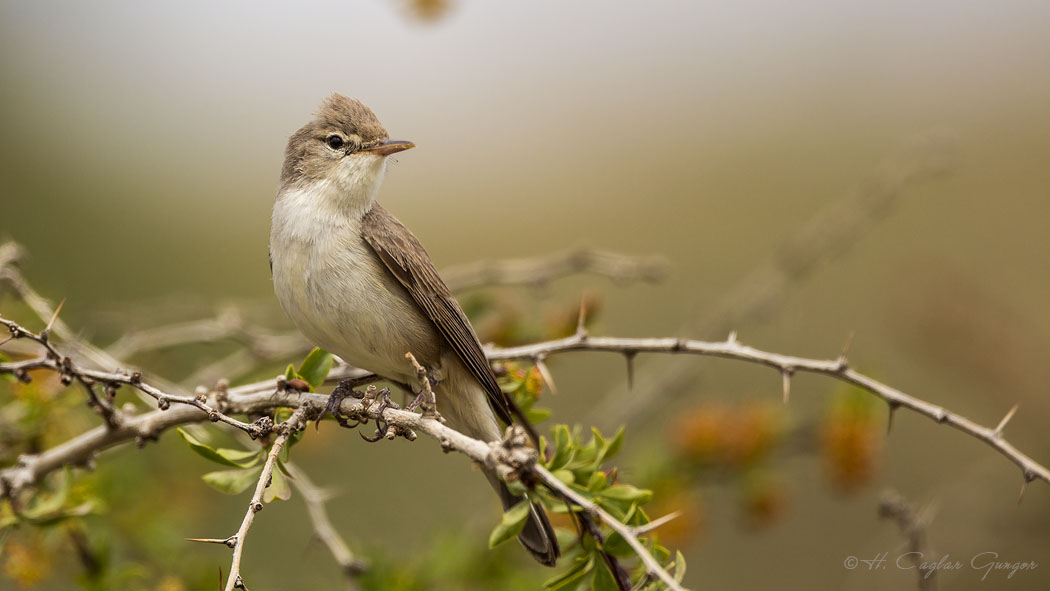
xmin=223 ymin=406 xmax=310 ymax=591
xmin=284 ymin=462 xmax=368 ymax=588
xmin=441 ymin=248 xmax=668 ymax=292
xmin=105 ymin=309 xmax=306 ymax=362
xmin=878 ymin=489 xmax=938 ymax=591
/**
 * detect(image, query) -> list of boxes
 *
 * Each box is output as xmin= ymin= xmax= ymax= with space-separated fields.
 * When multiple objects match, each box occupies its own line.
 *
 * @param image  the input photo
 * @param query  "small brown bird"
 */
xmin=269 ymin=94 xmax=559 ymax=566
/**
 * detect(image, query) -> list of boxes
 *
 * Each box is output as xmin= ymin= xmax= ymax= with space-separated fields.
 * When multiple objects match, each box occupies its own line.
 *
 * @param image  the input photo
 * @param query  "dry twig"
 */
xmin=878 ymin=489 xmax=938 ymax=591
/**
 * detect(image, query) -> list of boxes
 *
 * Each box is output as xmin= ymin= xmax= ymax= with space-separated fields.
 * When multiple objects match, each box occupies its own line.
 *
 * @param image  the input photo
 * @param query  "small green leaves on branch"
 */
xmin=488 ymin=424 xmax=686 ymax=591
xmin=282 ymin=347 xmax=333 ymax=392
xmin=488 ymin=500 xmax=532 ymax=548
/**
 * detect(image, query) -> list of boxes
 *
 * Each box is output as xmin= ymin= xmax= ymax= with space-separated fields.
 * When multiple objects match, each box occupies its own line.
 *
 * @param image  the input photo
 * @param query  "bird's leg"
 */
xmin=315 ymin=375 xmax=376 ymax=430
xmin=361 ymin=387 xmax=399 ymax=442
xmin=404 ymin=389 xmax=427 ymax=412
xmin=388 ymin=380 xmax=414 ymax=408
xmin=404 ymin=374 xmax=440 ymax=419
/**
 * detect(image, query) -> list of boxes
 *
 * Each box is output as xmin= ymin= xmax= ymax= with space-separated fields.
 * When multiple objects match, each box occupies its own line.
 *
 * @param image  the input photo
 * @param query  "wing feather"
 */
xmin=361 ymin=204 xmax=514 ymax=426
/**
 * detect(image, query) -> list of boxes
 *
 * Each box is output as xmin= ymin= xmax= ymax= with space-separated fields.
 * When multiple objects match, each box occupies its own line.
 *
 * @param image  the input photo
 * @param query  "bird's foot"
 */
xmin=361 ymin=387 xmax=399 ymax=442
xmin=404 ymin=390 xmax=427 ymax=412
xmin=315 ymin=377 xmax=367 ymax=430
xmin=405 ymin=389 xmax=444 ymax=422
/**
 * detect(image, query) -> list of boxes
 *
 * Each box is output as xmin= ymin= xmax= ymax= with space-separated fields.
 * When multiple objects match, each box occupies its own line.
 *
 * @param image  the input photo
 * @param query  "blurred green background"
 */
xmin=1 ymin=1 xmax=1049 ymax=589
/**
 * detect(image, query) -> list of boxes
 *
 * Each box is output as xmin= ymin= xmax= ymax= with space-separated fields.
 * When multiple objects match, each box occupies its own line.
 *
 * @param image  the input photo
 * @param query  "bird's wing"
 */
xmin=361 ymin=203 xmax=516 ymax=427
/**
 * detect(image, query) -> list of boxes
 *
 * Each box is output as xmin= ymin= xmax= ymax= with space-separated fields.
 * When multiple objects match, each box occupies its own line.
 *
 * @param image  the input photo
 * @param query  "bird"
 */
xmin=268 ymin=93 xmax=560 ymax=566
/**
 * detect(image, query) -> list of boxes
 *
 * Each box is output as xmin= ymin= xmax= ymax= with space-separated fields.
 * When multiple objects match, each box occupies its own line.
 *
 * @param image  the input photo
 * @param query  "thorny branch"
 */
xmin=536 ymin=464 xmax=684 ymax=591
xmin=488 ymin=330 xmax=1050 ymax=491
xmin=3 ymin=309 xmax=1048 ymax=505
xmin=221 ymin=406 xmax=310 ymax=591
xmin=0 ymin=316 xmax=267 ymax=438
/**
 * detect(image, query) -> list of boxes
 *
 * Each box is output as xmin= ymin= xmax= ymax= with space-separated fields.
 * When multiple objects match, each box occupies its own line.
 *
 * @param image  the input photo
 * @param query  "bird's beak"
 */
xmin=361 ymin=140 xmax=415 ymax=157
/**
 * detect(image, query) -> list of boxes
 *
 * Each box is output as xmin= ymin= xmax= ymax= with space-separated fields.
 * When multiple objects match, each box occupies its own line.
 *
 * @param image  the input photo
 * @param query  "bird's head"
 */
xmin=279 ymin=94 xmax=414 ymax=204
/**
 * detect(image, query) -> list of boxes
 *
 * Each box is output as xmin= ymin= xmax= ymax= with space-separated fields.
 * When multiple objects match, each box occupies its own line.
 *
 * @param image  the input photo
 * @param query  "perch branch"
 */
xmin=488 ymin=331 xmax=1050 ymax=488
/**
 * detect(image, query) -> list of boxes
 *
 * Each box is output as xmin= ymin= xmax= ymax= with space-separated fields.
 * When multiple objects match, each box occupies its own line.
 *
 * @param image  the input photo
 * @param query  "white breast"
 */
xmin=270 ymin=182 xmax=440 ymax=383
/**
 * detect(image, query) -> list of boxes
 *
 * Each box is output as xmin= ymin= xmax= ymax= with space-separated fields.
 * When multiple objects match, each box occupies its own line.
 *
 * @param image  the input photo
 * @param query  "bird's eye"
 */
xmin=326 ymin=135 xmax=345 ymax=149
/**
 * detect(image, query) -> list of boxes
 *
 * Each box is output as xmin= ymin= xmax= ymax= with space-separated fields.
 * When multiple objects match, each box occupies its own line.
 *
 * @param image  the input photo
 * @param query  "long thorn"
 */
xmin=632 ymin=510 xmax=681 ymax=535
xmin=46 ymin=298 xmax=66 ymax=333
xmin=575 ymin=296 xmax=588 ymax=337
xmin=887 ymin=402 xmax=899 ymax=434
xmin=995 ymin=404 xmax=1019 ymax=437
xmin=781 ymin=369 xmax=791 ymax=404
xmin=535 ymin=356 xmax=558 ymax=396
xmin=625 ymin=351 xmax=636 ymax=390
xmin=1018 ymin=472 xmax=1034 ymax=505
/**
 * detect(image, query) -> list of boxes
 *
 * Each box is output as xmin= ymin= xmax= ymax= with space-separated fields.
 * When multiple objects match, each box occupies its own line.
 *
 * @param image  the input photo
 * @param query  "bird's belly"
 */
xmin=272 ymin=239 xmax=440 ymax=383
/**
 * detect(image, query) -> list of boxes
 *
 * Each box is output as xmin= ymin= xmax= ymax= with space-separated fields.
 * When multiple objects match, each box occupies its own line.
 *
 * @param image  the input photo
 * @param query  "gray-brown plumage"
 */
xmin=361 ymin=203 xmax=516 ymax=427
xmin=269 ymin=94 xmax=559 ymax=566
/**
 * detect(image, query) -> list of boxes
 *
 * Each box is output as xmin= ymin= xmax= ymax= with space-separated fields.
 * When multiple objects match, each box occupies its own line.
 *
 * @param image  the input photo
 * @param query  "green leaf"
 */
xmin=672 ymin=550 xmax=687 ymax=583
xmin=591 ymin=428 xmax=607 ymax=456
xmin=217 ymin=447 xmax=263 ymax=468
xmin=547 ymin=425 xmax=575 ymax=471
xmin=543 ymin=555 xmax=595 ymax=591
xmin=527 ymin=407 xmax=552 ymax=423
xmin=263 ymin=466 xmax=291 ymax=502
xmin=177 ymin=428 xmax=259 ymax=468
xmin=505 ymin=478 xmax=527 ymax=497
xmin=22 ymin=502 xmax=97 ymax=527
xmin=202 ymin=466 xmax=263 ymax=495
xmin=621 ymin=503 xmax=641 ymax=526
xmin=552 ymin=469 xmax=575 ymax=485
xmin=591 ymin=558 xmax=620 ymax=591
xmin=601 ymin=531 xmax=634 ymax=558
xmin=597 ymin=426 xmax=625 ymax=465
xmin=284 ymin=363 xmax=297 ymax=381
xmin=17 ymin=469 xmax=98 ymax=527
xmin=599 ymin=484 xmax=652 ymax=504
xmin=298 ymin=348 xmax=333 ymax=388
xmin=488 ymin=500 xmax=531 ymax=548
xmin=22 ymin=468 xmax=71 ymax=519
xmin=0 ymin=352 xmax=12 ymax=382
xmin=587 ymin=470 xmax=608 ymax=492
xmin=653 ymin=544 xmax=671 ymax=563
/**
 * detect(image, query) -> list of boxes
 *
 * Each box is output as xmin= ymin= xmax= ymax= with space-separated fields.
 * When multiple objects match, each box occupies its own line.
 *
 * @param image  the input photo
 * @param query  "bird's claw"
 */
xmin=405 ymin=390 xmax=427 ymax=412
xmin=361 ymin=387 xmax=398 ymax=442
xmin=405 ymin=389 xmax=444 ymax=421
xmin=315 ymin=378 xmax=367 ymax=430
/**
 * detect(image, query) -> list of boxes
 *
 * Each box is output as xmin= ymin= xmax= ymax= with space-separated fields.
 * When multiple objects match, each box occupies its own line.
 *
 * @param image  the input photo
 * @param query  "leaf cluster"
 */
xmin=491 ymin=424 xmax=686 ymax=590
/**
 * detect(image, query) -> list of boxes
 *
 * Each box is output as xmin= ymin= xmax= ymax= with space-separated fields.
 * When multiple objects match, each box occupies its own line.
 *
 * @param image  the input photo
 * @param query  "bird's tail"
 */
xmin=435 ymin=370 xmax=560 ymax=566
xmin=485 ymin=471 xmax=561 ymax=567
